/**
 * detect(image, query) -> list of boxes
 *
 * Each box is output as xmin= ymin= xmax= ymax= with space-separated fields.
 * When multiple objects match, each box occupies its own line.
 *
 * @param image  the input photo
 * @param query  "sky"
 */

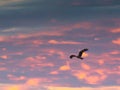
xmin=0 ymin=0 xmax=120 ymax=90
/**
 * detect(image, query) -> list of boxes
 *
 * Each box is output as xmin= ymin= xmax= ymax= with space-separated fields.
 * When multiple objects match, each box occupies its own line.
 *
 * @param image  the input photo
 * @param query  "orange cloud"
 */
xmin=93 ymin=69 xmax=107 ymax=83
xmin=82 ymin=52 xmax=89 ymax=58
xmin=81 ymin=63 xmax=91 ymax=70
xmin=112 ymin=38 xmax=120 ymax=45
xmin=110 ymin=51 xmax=119 ymax=55
xmin=111 ymin=28 xmax=120 ymax=33
xmin=50 ymin=71 xmax=59 ymax=75
xmin=85 ymin=75 xmax=100 ymax=84
xmin=26 ymin=78 xmax=40 ymax=86
xmin=73 ymin=68 xmax=107 ymax=84
xmin=59 ymin=61 xmax=71 ymax=71
xmin=48 ymin=86 xmax=120 ymax=90
xmin=73 ymin=71 xmax=87 ymax=80
xmin=5 ymin=85 xmax=22 ymax=90
xmin=25 ymin=78 xmax=50 ymax=87
xmin=59 ymin=65 xmax=70 ymax=71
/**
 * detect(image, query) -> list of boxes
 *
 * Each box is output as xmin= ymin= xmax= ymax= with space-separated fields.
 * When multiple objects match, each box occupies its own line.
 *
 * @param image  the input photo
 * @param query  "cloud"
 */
xmin=73 ymin=71 xmax=87 ymax=80
xmin=112 ymin=38 xmax=120 ymax=45
xmin=109 ymin=50 xmax=120 ymax=55
xmin=48 ymin=86 xmax=120 ymax=90
xmin=50 ymin=71 xmax=59 ymax=75
xmin=72 ymin=65 xmax=107 ymax=84
xmin=5 ymin=85 xmax=22 ymax=90
xmin=18 ymin=56 xmax=54 ymax=70
xmin=0 ymin=36 xmax=8 ymax=42
xmin=0 ymin=67 xmax=7 ymax=71
xmin=111 ymin=28 xmax=120 ymax=33
xmin=81 ymin=63 xmax=91 ymax=70
xmin=11 ymin=30 xmax=63 ymax=40
xmin=59 ymin=61 xmax=70 ymax=71
xmin=97 ymin=59 xmax=104 ymax=65
xmin=25 ymin=78 xmax=41 ymax=86
xmin=0 ymin=78 xmax=49 ymax=90
xmin=1 ymin=28 xmax=18 ymax=32
xmin=7 ymin=74 xmax=26 ymax=81
xmin=2 ymin=84 xmax=120 ymax=90
xmin=48 ymin=40 xmax=83 ymax=45
xmin=46 ymin=49 xmax=66 ymax=59
xmin=0 ymin=0 xmax=24 ymax=6
xmin=0 ymin=55 xmax=8 ymax=59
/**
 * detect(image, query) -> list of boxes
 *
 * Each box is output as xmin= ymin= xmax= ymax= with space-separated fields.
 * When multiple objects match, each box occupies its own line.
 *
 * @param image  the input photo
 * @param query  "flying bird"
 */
xmin=70 ymin=48 xmax=88 ymax=60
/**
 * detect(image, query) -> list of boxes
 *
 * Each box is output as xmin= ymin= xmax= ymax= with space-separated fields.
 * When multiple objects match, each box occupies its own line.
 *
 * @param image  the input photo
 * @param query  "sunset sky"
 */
xmin=0 ymin=0 xmax=120 ymax=90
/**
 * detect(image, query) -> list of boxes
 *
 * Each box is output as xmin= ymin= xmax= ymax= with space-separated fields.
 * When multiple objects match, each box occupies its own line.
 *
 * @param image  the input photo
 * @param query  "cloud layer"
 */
xmin=0 ymin=0 xmax=120 ymax=90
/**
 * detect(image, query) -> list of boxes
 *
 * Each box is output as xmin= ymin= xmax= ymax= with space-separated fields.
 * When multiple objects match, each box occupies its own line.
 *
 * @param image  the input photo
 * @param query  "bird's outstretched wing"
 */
xmin=70 ymin=55 xmax=76 ymax=59
xmin=78 ymin=48 xmax=88 ymax=57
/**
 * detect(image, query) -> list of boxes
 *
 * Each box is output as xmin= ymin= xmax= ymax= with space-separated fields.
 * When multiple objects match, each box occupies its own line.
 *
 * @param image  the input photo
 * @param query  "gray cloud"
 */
xmin=0 ymin=0 xmax=120 ymax=28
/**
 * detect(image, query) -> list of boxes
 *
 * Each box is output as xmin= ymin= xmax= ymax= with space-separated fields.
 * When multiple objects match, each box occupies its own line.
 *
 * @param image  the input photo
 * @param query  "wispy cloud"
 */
xmin=1 ymin=28 xmax=19 ymax=32
xmin=0 ymin=0 xmax=24 ymax=6
xmin=48 ymin=40 xmax=83 ymax=45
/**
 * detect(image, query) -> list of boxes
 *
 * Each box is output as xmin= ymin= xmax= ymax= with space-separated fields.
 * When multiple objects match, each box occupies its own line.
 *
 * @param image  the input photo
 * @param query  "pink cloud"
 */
xmin=48 ymin=40 xmax=83 ymax=45
xmin=46 ymin=49 xmax=66 ymax=59
xmin=112 ymin=38 xmax=120 ymax=45
xmin=17 ymin=55 xmax=54 ymax=71
xmin=0 ymin=36 xmax=8 ymax=42
xmin=109 ymin=50 xmax=120 ymax=55
xmin=81 ymin=63 xmax=91 ymax=70
xmin=111 ymin=28 xmax=120 ymax=33
xmin=97 ymin=59 xmax=105 ymax=65
xmin=13 ymin=30 xmax=63 ymax=39
xmin=85 ymin=75 xmax=101 ymax=84
xmin=0 ymin=55 xmax=8 ymax=59
xmin=7 ymin=74 xmax=26 ymax=81
xmin=0 ymin=67 xmax=7 ymax=71
xmin=50 ymin=71 xmax=59 ymax=75
xmin=2 ymin=48 xmax=7 ymax=51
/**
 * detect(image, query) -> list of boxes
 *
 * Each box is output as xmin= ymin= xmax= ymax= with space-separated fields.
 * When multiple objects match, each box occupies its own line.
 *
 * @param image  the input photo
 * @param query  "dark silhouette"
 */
xmin=70 ymin=48 xmax=88 ymax=60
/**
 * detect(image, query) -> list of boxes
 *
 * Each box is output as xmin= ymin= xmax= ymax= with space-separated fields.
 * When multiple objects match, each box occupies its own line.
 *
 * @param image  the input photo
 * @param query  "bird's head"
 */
xmin=84 ymin=48 xmax=88 ymax=51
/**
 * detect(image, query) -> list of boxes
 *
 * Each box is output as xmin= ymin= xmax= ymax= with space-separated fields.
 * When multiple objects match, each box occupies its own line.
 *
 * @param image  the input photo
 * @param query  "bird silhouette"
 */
xmin=70 ymin=48 xmax=88 ymax=60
